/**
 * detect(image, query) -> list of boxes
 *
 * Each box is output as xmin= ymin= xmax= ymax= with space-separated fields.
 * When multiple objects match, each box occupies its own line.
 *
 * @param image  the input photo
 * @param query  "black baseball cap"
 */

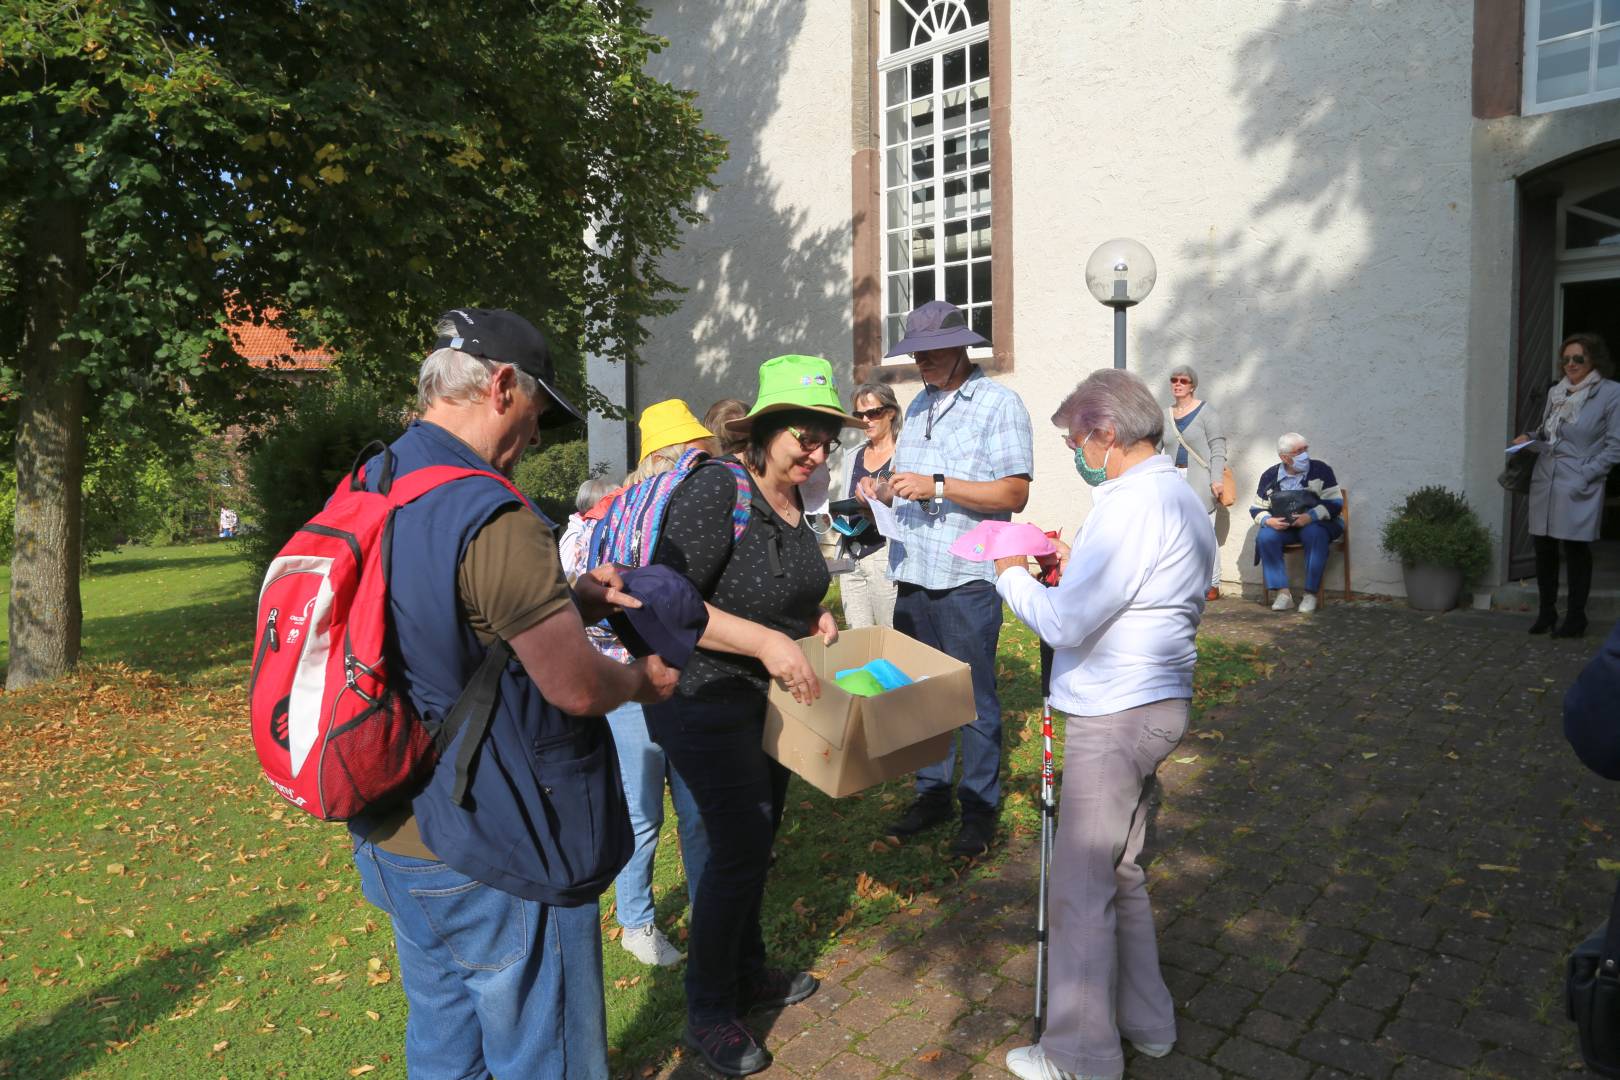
xmin=434 ymin=308 xmax=585 ymax=428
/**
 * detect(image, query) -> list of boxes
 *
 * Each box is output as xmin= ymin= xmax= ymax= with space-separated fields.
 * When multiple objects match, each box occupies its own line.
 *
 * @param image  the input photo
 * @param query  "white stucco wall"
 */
xmin=1005 ymin=0 xmax=1475 ymax=595
xmin=606 ymin=0 xmax=856 ymax=478
xmin=608 ymin=1 xmax=1497 ymax=596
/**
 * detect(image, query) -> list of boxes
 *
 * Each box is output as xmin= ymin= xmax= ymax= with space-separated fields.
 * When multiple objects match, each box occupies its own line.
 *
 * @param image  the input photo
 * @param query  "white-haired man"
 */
xmin=1249 ymin=432 xmax=1343 ymax=613
xmin=349 ymin=307 xmax=678 ymax=1078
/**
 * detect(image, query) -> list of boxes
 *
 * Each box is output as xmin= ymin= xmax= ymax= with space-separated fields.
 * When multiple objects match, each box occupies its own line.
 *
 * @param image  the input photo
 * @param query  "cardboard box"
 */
xmin=763 ymin=626 xmax=976 ymax=797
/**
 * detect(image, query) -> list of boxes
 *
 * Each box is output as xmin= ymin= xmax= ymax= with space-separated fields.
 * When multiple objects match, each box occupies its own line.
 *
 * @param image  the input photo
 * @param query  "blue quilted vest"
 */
xmin=352 ymin=420 xmax=631 ymax=905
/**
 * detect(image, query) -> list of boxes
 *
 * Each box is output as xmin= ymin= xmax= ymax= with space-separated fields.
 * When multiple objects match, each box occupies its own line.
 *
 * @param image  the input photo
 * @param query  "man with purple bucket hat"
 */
xmin=858 ymin=300 xmax=1034 ymax=856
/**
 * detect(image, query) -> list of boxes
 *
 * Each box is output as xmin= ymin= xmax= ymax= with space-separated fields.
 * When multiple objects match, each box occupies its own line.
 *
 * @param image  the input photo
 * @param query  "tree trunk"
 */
xmin=7 ymin=199 xmax=88 ymax=690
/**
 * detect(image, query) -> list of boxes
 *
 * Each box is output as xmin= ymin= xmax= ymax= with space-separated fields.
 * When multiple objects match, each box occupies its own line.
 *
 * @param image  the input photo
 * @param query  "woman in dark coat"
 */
xmin=1514 ymin=333 xmax=1620 ymax=638
xmin=647 ymin=354 xmax=861 ymax=1077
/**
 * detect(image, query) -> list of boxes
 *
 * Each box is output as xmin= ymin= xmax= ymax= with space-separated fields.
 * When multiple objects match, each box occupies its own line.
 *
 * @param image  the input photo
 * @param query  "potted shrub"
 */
xmin=1379 ymin=486 xmax=1492 ymax=612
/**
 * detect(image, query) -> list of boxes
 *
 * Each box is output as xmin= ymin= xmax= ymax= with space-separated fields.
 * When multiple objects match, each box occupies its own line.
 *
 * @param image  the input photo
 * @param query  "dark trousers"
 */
xmin=1534 ymin=534 xmax=1593 ymax=619
xmin=894 ymin=578 xmax=1004 ymax=817
xmin=646 ymin=694 xmax=788 ymax=1024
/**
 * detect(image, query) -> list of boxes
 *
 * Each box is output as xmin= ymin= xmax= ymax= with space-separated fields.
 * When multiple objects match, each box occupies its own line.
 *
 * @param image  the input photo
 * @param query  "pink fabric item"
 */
xmin=948 ymin=520 xmax=1057 ymax=561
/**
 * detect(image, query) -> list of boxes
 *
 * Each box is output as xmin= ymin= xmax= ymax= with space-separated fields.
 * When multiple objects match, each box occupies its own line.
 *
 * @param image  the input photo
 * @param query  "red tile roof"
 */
xmin=228 ymin=310 xmax=336 ymax=371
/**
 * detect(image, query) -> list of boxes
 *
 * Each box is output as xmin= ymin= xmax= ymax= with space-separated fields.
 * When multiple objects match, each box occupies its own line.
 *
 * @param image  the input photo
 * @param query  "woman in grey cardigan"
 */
xmin=1162 ymin=364 xmax=1226 ymax=599
xmin=1513 ymin=333 xmax=1620 ymax=638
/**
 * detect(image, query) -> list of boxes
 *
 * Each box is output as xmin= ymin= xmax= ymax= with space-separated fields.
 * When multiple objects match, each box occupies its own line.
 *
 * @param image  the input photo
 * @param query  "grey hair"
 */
xmin=417 ymin=317 xmax=540 ymax=411
xmin=574 ymin=476 xmax=616 ymax=512
xmin=1050 ymin=369 xmax=1164 ymax=447
xmin=1277 ymin=431 xmax=1307 ymax=454
xmin=851 ymin=381 xmax=903 ymax=434
xmin=1168 ymin=363 xmax=1199 ymax=389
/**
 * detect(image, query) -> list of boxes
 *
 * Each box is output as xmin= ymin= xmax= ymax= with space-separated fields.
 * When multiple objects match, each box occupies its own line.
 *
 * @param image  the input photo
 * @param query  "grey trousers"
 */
xmin=1041 ymin=698 xmax=1186 ymax=1078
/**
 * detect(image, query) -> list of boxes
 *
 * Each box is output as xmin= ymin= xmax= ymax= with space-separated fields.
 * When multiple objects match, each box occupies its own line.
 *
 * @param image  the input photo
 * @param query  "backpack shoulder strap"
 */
xmin=717 ymin=459 xmax=755 ymax=545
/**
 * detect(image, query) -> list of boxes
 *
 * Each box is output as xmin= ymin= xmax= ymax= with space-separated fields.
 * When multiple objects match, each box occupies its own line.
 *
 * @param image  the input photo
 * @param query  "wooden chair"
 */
xmin=1260 ymin=486 xmax=1351 ymax=604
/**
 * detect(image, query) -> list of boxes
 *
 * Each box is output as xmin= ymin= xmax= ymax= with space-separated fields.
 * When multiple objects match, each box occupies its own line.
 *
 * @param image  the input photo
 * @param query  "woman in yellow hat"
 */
xmin=576 ymin=398 xmax=720 ymax=969
xmin=646 ymin=355 xmax=861 ymax=1076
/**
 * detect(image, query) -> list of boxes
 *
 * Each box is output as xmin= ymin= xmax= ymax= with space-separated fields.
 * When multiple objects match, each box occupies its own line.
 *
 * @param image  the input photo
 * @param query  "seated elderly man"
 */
xmin=1250 ymin=432 xmax=1343 ymax=613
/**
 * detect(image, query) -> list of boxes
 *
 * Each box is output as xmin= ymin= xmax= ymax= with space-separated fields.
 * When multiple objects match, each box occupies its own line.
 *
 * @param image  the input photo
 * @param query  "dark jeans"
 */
xmin=646 ymin=694 xmax=789 ymax=1024
xmin=1534 ymin=534 xmax=1593 ymax=618
xmin=893 ymin=579 xmax=1004 ymax=817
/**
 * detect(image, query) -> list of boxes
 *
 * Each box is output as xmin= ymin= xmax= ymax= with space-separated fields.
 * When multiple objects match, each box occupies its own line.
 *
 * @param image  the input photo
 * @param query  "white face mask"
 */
xmin=1287 ymin=450 xmax=1310 ymax=474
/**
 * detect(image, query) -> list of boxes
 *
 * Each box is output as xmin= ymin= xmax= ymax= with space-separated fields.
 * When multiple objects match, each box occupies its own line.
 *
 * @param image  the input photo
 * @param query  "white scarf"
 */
xmin=1544 ymin=373 xmax=1603 ymax=446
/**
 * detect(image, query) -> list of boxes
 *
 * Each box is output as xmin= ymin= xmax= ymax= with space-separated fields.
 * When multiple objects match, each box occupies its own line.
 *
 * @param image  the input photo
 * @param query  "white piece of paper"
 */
xmin=1505 ymin=440 xmax=1542 ymax=455
xmin=867 ymin=497 xmax=904 ymax=541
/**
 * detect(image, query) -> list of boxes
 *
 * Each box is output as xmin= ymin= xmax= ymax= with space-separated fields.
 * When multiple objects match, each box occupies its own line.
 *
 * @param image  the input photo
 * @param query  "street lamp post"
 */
xmin=1083 ymin=239 xmax=1157 ymax=370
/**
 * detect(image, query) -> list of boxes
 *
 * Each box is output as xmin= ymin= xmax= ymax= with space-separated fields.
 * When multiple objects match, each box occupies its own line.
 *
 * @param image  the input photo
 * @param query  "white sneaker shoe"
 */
xmin=1298 ymin=593 xmax=1318 ymax=614
xmin=1270 ymin=589 xmax=1294 ymax=612
xmin=1130 ymin=1040 xmax=1174 ymax=1058
xmin=1004 ymin=1044 xmax=1110 ymax=1080
xmin=620 ymin=923 xmax=683 ymax=967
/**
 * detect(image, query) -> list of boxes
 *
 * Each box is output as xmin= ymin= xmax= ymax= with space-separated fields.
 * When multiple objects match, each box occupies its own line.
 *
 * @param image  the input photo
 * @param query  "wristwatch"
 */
xmin=933 ymin=473 xmax=946 ymax=507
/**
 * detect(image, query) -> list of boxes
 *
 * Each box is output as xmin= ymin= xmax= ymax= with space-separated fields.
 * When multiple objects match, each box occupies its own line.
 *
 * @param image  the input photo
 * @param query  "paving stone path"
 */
xmin=659 ymin=599 xmax=1615 ymax=1079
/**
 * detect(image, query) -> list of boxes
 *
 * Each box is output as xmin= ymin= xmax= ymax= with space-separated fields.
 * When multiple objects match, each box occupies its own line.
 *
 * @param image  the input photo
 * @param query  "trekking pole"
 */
xmin=1031 ymin=532 xmax=1063 ymax=1041
xmin=1033 ymin=639 xmax=1056 ymax=1040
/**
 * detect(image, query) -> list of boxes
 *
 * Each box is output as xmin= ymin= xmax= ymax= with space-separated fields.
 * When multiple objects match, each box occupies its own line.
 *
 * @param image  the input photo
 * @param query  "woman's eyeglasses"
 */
xmin=786 ymin=426 xmax=841 ymax=455
xmin=1169 ymin=376 xmax=1193 ymax=385
xmin=853 ymin=407 xmax=893 ymax=421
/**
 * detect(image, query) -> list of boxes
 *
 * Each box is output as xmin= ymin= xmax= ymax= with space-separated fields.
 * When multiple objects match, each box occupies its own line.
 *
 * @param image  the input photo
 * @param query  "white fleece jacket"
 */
xmin=997 ymin=456 xmax=1216 ymax=717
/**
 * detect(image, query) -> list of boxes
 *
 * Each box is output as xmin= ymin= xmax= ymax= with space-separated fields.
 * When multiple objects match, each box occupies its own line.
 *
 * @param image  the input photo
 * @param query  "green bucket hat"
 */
xmin=724 ymin=354 xmax=863 ymax=435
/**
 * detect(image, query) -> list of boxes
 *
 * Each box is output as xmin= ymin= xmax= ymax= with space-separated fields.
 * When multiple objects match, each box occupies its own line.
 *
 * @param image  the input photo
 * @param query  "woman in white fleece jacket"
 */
xmin=995 ymin=369 xmax=1216 ymax=1080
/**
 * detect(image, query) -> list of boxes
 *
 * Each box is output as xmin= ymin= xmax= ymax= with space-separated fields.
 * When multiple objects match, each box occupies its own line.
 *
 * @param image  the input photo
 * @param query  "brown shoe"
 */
xmin=1205 ymin=587 xmax=1220 ymax=601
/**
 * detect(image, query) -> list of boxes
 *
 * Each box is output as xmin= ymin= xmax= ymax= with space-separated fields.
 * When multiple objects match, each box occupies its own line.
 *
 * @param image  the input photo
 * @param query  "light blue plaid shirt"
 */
xmin=888 ymin=367 xmax=1035 ymax=589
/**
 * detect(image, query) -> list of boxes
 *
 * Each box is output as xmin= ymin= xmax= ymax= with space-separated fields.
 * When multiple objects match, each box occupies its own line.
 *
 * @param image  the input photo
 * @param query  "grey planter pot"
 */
xmin=1402 ymin=562 xmax=1463 ymax=612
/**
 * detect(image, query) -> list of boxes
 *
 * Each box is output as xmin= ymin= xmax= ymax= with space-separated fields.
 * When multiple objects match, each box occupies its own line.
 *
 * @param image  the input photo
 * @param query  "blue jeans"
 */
xmin=352 ymin=841 xmax=609 ymax=1079
xmin=606 ymin=701 xmax=709 ymax=929
xmin=1256 ymin=520 xmax=1341 ymax=594
xmin=893 ymin=579 xmax=1004 ymax=817
xmin=646 ymin=694 xmax=789 ymax=1024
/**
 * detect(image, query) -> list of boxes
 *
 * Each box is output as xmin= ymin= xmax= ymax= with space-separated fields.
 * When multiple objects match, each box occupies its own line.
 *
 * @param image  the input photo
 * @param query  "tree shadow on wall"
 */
xmin=1135 ymin=0 xmax=1484 ymax=596
xmin=628 ymin=0 xmax=857 ymax=410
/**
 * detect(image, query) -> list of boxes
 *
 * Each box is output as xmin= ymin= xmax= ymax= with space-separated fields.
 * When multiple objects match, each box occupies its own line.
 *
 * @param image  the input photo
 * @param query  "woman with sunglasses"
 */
xmin=834 ymin=382 xmax=903 ymax=627
xmin=1162 ymin=364 xmax=1227 ymax=600
xmin=646 ymin=354 xmax=862 ymax=1076
xmin=1513 ymin=333 xmax=1620 ymax=638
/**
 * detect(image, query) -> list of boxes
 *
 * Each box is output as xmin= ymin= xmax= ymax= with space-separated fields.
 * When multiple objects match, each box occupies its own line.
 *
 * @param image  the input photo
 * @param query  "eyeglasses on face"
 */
xmin=1565 ymin=353 xmax=1590 ymax=364
xmin=785 ymin=426 xmax=841 ymax=455
xmin=853 ymin=406 xmax=893 ymax=421
xmin=1168 ymin=376 xmax=1193 ymax=385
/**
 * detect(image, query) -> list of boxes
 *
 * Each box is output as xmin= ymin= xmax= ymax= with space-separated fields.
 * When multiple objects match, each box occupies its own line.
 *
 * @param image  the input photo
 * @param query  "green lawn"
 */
xmin=0 ymin=544 xmax=1263 ymax=1078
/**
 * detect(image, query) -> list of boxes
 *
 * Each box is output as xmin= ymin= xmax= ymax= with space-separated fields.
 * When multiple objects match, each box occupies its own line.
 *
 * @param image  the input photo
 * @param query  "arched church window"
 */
xmin=879 ymin=0 xmax=993 ymax=359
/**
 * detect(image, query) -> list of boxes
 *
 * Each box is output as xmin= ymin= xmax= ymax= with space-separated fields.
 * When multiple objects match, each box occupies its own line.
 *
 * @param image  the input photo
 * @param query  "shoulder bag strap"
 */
xmin=1600 ymin=876 xmax=1620 ymax=979
xmin=437 ymin=639 xmax=513 ymax=807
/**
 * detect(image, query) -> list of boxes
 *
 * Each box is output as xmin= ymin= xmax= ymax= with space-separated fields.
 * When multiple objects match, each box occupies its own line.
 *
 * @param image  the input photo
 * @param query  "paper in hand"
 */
xmin=867 ymin=497 xmax=904 ymax=540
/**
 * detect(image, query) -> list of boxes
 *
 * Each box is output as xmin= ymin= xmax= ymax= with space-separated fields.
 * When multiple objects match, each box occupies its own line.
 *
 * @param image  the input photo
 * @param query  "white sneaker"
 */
xmin=1270 ymin=589 xmax=1294 ymax=612
xmin=1298 ymin=593 xmax=1318 ymax=614
xmin=620 ymin=924 xmax=683 ymax=967
xmin=1130 ymin=1040 xmax=1174 ymax=1058
xmin=1004 ymin=1044 xmax=1110 ymax=1080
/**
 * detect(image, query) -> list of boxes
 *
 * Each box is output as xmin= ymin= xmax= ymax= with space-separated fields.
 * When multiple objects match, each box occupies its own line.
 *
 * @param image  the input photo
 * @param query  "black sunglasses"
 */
xmin=853 ymin=406 xmax=893 ymax=421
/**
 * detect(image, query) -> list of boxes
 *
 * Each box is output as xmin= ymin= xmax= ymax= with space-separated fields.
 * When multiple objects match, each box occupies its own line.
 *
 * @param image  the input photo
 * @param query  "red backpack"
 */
xmin=249 ymin=444 xmax=524 ymax=821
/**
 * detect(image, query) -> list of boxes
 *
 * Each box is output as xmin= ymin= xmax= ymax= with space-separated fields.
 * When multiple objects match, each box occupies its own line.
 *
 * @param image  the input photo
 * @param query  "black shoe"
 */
xmin=948 ymin=814 xmax=996 ymax=857
xmin=886 ymin=795 xmax=953 ymax=837
xmin=1529 ymin=609 xmax=1558 ymax=634
xmin=740 ymin=966 xmax=819 ymax=1012
xmin=1553 ymin=615 xmax=1588 ymax=639
xmin=684 ymin=1018 xmax=770 ymax=1076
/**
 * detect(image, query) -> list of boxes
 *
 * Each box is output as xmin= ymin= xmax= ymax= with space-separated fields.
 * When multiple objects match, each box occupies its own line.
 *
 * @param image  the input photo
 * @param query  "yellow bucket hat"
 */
xmin=637 ymin=399 xmax=716 ymax=463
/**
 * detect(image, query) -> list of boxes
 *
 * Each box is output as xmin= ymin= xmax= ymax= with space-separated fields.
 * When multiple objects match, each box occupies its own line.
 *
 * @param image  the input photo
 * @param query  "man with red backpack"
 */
xmin=347 ymin=309 xmax=679 ymax=1078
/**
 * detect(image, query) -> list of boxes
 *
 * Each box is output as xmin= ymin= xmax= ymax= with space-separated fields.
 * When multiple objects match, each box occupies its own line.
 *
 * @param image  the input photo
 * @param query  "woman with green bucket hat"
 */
xmin=645 ymin=354 xmax=862 ymax=1076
